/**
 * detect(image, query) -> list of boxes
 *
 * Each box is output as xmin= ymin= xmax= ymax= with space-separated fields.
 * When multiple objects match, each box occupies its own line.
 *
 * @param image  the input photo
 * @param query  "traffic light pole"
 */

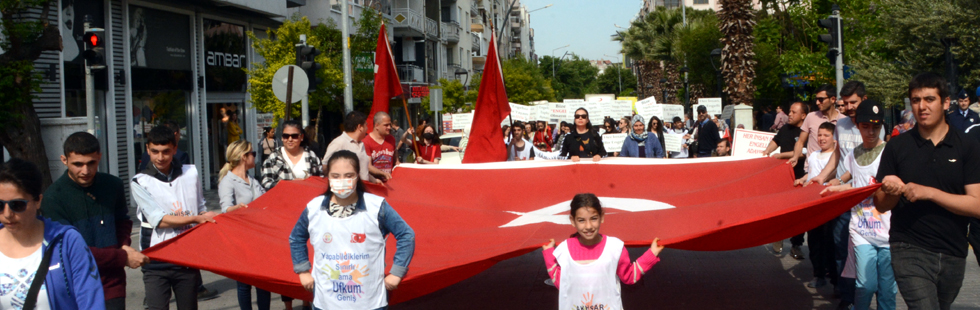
xmin=84 ymin=19 xmax=96 ymax=134
xmin=833 ymin=7 xmax=844 ymax=97
xmin=342 ymin=0 xmax=353 ymax=114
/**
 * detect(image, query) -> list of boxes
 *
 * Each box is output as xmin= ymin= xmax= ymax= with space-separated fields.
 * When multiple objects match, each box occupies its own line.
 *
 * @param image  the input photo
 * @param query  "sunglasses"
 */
xmin=574 ymin=114 xmax=588 ymax=119
xmin=1 ymin=199 xmax=29 ymax=213
xmin=815 ymin=97 xmax=829 ymax=102
xmin=282 ymin=134 xmax=301 ymax=140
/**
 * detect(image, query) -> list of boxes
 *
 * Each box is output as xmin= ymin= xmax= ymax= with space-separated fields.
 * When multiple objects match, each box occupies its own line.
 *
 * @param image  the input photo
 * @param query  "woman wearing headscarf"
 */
xmin=622 ymin=115 xmax=665 ymax=158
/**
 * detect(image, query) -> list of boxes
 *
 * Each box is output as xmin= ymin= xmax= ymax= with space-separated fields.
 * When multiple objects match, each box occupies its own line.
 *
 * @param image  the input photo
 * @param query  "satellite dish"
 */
xmin=272 ymin=65 xmax=309 ymax=103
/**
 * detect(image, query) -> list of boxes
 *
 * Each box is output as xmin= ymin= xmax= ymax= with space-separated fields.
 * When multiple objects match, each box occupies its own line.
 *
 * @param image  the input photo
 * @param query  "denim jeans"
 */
xmin=890 ymin=241 xmax=966 ymax=310
xmin=834 ymin=212 xmax=855 ymax=303
xmin=853 ymin=244 xmax=896 ymax=310
xmin=237 ymin=281 xmax=271 ymax=310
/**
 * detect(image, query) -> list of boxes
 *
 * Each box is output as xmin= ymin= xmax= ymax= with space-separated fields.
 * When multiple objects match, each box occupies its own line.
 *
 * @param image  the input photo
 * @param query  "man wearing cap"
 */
xmin=875 ymin=73 xmax=980 ymax=309
xmin=947 ymin=89 xmax=979 ymax=132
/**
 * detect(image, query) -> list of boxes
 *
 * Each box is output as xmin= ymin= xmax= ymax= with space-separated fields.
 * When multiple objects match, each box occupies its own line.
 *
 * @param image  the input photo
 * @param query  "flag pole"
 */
xmin=402 ymin=98 xmax=423 ymax=163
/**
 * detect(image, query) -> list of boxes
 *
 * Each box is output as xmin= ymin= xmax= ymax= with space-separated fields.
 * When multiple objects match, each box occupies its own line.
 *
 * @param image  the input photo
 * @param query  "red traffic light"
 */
xmin=84 ymin=32 xmax=101 ymax=47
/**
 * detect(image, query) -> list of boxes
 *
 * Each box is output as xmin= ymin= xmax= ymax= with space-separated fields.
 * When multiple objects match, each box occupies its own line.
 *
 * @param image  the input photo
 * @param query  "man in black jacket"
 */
xmin=695 ymin=105 xmax=721 ymax=157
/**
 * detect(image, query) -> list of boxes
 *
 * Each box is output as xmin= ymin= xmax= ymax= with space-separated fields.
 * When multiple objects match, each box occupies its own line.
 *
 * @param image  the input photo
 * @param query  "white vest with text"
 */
xmin=306 ymin=194 xmax=386 ymax=310
xmin=555 ymin=236 xmax=625 ymax=310
xmin=135 ymin=165 xmax=202 ymax=248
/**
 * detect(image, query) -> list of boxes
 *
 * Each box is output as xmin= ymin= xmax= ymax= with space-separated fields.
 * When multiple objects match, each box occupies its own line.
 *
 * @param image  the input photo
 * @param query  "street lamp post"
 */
xmin=604 ymin=54 xmax=621 ymax=95
xmin=660 ymin=78 xmax=668 ymax=104
xmin=710 ymin=48 xmax=723 ymax=105
xmin=552 ymin=44 xmax=570 ymax=79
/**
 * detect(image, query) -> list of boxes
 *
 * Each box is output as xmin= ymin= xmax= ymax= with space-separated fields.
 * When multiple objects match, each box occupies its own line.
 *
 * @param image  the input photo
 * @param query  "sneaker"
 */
xmin=790 ymin=246 xmax=805 ymax=260
xmin=197 ymin=286 xmax=219 ymax=301
xmin=807 ymin=277 xmax=827 ymax=288
xmin=771 ymin=240 xmax=783 ymax=254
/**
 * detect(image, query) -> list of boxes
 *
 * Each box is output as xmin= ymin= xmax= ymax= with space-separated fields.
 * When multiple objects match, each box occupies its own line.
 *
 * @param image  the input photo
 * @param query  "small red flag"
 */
xmin=367 ymin=24 xmax=402 ymax=130
xmin=462 ymin=32 xmax=510 ymax=163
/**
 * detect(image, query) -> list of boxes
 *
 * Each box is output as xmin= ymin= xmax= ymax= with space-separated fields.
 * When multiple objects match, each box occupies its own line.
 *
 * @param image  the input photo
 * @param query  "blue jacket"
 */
xmin=620 ymin=133 xmax=665 ymax=158
xmin=948 ymin=109 xmax=980 ymax=132
xmin=289 ymin=192 xmax=416 ymax=278
xmin=0 ymin=217 xmax=105 ymax=310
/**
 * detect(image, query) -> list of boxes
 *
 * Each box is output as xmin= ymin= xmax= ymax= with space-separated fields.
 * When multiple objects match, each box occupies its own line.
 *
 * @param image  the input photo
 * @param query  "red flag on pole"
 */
xmin=367 ymin=24 xmax=402 ymax=130
xmin=462 ymin=32 xmax=510 ymax=163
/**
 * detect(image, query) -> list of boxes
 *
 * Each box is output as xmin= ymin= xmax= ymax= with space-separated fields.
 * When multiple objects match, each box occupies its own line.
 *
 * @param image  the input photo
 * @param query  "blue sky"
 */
xmin=520 ymin=0 xmax=641 ymax=62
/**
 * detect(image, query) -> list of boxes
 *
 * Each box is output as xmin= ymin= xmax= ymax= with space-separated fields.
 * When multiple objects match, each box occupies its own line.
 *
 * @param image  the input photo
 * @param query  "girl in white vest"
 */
xmin=289 ymin=150 xmax=416 ymax=310
xmin=542 ymin=193 xmax=664 ymax=310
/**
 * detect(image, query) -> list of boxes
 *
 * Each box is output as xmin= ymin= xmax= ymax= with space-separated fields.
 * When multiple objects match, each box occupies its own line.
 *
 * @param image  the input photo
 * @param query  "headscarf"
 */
xmin=629 ymin=114 xmax=648 ymax=146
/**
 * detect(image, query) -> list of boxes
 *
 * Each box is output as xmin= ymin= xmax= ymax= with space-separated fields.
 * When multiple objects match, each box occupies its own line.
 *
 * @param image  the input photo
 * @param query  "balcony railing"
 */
xmin=471 ymin=33 xmax=480 ymax=53
xmin=391 ymin=8 xmax=424 ymax=35
xmin=441 ymin=21 xmax=460 ymax=42
xmin=425 ymin=17 xmax=439 ymax=39
xmin=397 ymin=64 xmax=425 ymax=83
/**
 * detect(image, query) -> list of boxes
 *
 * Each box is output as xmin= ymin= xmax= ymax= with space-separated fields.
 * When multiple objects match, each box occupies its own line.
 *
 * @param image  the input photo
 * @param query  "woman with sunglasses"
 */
xmin=560 ymin=108 xmax=607 ymax=162
xmin=0 ymin=158 xmax=106 ymax=310
xmin=218 ymin=141 xmax=271 ymax=310
xmin=261 ymin=120 xmax=324 ymax=190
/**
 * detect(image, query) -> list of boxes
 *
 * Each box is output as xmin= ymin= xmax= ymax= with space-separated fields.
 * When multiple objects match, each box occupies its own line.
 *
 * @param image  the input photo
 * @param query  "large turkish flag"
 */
xmin=142 ymin=157 xmax=878 ymax=304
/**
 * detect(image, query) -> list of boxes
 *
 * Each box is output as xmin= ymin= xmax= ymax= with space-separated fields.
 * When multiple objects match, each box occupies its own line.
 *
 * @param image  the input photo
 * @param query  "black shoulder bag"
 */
xmin=23 ymin=238 xmax=59 ymax=310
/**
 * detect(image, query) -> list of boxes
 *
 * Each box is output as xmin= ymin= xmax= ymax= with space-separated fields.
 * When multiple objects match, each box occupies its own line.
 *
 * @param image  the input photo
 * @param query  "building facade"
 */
xmin=29 ymin=0 xmax=297 ymax=194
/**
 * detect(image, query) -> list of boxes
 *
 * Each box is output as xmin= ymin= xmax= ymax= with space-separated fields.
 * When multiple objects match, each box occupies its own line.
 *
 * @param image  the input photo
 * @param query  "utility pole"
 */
xmin=342 ymin=0 xmax=353 ymax=114
xmin=82 ymin=15 xmax=105 ymax=134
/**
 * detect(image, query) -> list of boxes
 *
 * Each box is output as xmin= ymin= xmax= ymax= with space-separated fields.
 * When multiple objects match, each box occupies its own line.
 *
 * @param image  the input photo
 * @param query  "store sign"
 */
xmin=411 ymin=85 xmax=429 ymax=98
xmin=129 ymin=6 xmax=192 ymax=71
xmin=203 ymin=19 xmax=247 ymax=91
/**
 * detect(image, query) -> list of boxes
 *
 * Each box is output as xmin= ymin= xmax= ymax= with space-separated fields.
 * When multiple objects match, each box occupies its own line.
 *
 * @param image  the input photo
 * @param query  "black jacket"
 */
xmin=560 ymin=130 xmax=607 ymax=158
xmin=696 ymin=119 xmax=721 ymax=155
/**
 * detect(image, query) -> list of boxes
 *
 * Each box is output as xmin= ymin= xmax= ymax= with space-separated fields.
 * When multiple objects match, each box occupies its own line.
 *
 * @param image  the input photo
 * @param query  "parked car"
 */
xmin=439 ymin=132 xmax=467 ymax=164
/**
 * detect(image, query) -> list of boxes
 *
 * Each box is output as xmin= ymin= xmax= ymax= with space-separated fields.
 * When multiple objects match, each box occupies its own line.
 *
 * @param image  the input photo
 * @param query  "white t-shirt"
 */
xmin=834 ymin=117 xmax=885 ymax=177
xmin=667 ymin=129 xmax=689 ymax=158
xmin=282 ymin=147 xmax=310 ymax=180
xmin=0 ymin=246 xmax=51 ymax=310
xmin=805 ymin=149 xmax=833 ymax=182
xmin=845 ymin=147 xmax=889 ymax=247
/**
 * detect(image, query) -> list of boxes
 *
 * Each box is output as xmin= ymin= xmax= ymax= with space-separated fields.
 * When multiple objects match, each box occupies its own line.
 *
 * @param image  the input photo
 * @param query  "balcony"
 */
xmin=471 ymin=22 xmax=484 ymax=33
xmin=511 ymin=21 xmax=520 ymax=29
xmin=425 ymin=17 xmax=439 ymax=39
xmin=392 ymin=8 xmax=424 ymax=36
xmin=397 ymin=64 xmax=425 ymax=83
xmin=471 ymin=3 xmax=479 ymax=16
xmin=471 ymin=33 xmax=480 ymax=52
xmin=441 ymin=21 xmax=460 ymax=43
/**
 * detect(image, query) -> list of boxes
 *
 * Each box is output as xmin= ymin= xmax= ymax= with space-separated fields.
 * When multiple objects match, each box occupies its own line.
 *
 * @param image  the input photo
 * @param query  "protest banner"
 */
xmin=509 ymin=103 xmax=532 ymax=122
xmin=696 ymin=98 xmax=723 ymax=116
xmin=452 ymin=113 xmax=473 ymax=131
xmin=636 ymin=100 xmax=660 ymax=119
xmin=443 ymin=113 xmax=454 ymax=132
xmin=534 ymin=104 xmax=550 ymax=121
xmin=584 ymin=101 xmax=605 ymax=124
xmin=602 ymin=133 xmax=627 ymax=153
xmin=609 ymin=100 xmax=634 ymax=118
xmin=664 ymin=133 xmax=684 ymax=153
xmin=549 ymin=102 xmax=568 ymax=123
xmin=256 ymin=113 xmax=274 ymax=132
xmin=730 ymin=128 xmax=776 ymax=157
xmin=721 ymin=105 xmax=735 ymax=119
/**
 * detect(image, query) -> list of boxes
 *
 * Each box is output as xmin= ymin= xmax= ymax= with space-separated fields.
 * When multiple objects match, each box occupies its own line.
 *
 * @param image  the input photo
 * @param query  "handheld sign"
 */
xmin=664 ymin=133 xmax=684 ymax=153
xmin=662 ymin=104 xmax=684 ymax=123
xmin=452 ymin=113 xmax=473 ymax=131
xmin=730 ymin=128 xmax=776 ymax=157
xmin=584 ymin=101 xmax=604 ymax=124
xmin=610 ymin=100 xmax=633 ymax=119
xmin=696 ymin=98 xmax=723 ymax=116
xmin=635 ymin=97 xmax=659 ymax=119
xmin=602 ymin=133 xmax=628 ymax=154
xmin=509 ymin=103 xmax=533 ymax=122
xmin=534 ymin=104 xmax=550 ymax=122
xmin=549 ymin=102 xmax=568 ymax=123
xmin=721 ymin=105 xmax=735 ymax=119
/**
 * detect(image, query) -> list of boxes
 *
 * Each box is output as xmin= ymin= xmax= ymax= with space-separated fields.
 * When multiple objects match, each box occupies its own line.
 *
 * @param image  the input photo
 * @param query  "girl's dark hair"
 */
xmin=0 ymin=158 xmax=43 ymax=200
xmin=570 ymin=193 xmax=602 ymax=216
xmin=560 ymin=121 xmax=570 ymax=130
xmin=603 ymin=117 xmax=619 ymax=133
xmin=419 ymin=124 xmax=442 ymax=146
xmin=324 ymin=150 xmax=367 ymax=198
xmin=648 ymin=116 xmax=665 ymax=134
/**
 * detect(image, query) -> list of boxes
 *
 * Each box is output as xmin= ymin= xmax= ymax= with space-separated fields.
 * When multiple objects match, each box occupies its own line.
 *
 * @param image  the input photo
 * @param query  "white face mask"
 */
xmin=329 ymin=178 xmax=357 ymax=199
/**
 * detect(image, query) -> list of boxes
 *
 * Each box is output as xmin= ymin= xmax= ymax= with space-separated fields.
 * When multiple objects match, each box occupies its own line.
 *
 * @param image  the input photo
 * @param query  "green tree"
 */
xmin=246 ymin=16 xmax=343 ymax=124
xmin=540 ymin=54 xmax=598 ymax=101
xmin=502 ymin=56 xmax=557 ymax=104
xmin=596 ymin=65 xmax=637 ymax=96
xmin=0 ymin=0 xmax=62 ymax=186
xmin=421 ymin=78 xmax=477 ymax=114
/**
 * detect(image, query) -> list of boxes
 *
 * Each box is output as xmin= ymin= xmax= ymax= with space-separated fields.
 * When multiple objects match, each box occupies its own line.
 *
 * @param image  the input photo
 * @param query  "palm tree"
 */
xmin=717 ymin=0 xmax=757 ymax=106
